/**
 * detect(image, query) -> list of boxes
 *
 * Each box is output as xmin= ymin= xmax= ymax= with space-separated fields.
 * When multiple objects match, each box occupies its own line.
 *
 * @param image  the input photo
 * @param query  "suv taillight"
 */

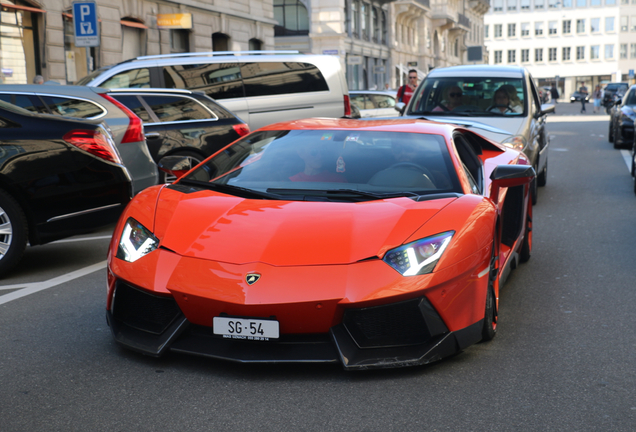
xmin=233 ymin=123 xmax=250 ymax=137
xmin=344 ymin=95 xmax=351 ymax=117
xmin=99 ymin=93 xmax=145 ymax=143
xmin=63 ymin=128 xmax=122 ymax=164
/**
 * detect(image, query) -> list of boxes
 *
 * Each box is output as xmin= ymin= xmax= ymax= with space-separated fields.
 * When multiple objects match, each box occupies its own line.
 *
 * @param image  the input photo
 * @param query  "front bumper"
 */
xmin=107 ymin=281 xmax=483 ymax=370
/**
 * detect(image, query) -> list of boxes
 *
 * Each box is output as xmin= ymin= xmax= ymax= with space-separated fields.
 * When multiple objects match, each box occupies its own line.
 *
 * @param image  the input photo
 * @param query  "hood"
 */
xmin=154 ymin=188 xmax=456 ymax=266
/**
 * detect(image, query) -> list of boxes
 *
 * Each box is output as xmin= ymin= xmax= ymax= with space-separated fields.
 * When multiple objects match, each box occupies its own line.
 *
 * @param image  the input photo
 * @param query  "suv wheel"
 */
xmin=0 ymin=190 xmax=28 ymax=276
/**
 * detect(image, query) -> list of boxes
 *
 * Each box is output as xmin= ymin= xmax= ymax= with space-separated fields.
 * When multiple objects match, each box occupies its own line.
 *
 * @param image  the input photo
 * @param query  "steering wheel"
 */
xmin=387 ymin=162 xmax=434 ymax=180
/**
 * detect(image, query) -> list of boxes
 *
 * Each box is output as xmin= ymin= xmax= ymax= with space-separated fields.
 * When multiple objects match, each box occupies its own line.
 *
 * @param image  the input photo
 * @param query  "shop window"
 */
xmin=248 ymin=38 xmax=262 ymax=51
xmin=274 ymin=0 xmax=309 ymax=36
xmin=0 ymin=5 xmax=41 ymax=84
xmin=121 ymin=18 xmax=147 ymax=60
xmin=171 ymin=30 xmax=190 ymax=53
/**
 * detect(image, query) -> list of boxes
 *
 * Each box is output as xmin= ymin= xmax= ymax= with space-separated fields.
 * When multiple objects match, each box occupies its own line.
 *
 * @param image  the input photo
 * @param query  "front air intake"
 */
xmin=112 ymin=282 xmax=180 ymax=335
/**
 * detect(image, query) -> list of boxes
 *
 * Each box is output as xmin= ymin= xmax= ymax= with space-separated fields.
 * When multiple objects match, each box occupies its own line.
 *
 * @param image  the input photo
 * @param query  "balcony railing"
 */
xmin=458 ymin=13 xmax=470 ymax=29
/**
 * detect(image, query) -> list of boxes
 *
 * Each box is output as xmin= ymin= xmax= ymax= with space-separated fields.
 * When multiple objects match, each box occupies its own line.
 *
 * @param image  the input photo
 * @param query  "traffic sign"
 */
xmin=73 ymin=1 xmax=100 ymax=47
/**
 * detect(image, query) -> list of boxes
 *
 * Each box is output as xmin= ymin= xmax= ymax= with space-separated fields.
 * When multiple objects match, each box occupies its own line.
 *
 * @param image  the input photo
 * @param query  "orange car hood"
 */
xmin=155 ymin=189 xmax=456 ymax=266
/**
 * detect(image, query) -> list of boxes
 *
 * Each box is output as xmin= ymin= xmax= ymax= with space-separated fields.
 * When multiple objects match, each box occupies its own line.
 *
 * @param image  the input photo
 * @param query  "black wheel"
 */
xmin=481 ymin=243 xmax=498 ymax=342
xmin=159 ymin=151 xmax=204 ymax=184
xmin=608 ymin=121 xmax=614 ymax=143
xmin=613 ymin=123 xmax=622 ymax=149
xmin=537 ymin=159 xmax=547 ymax=187
xmin=519 ymin=202 xmax=532 ymax=263
xmin=0 ymin=190 xmax=28 ymax=277
xmin=530 ymin=176 xmax=538 ymax=205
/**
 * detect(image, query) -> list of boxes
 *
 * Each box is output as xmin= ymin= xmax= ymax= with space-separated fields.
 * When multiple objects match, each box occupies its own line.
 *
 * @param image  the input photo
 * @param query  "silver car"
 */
xmin=350 ymin=90 xmax=399 ymax=118
xmin=398 ymin=65 xmax=555 ymax=204
xmin=0 ymin=84 xmax=157 ymax=195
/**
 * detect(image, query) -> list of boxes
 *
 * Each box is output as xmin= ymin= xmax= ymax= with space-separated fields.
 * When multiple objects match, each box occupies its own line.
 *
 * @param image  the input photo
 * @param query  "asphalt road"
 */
xmin=1 ymin=103 xmax=635 ymax=431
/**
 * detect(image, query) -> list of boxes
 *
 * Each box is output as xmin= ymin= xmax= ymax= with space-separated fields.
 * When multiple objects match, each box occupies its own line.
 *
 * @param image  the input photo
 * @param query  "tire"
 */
xmin=608 ymin=121 xmax=614 ymax=143
xmin=537 ymin=159 xmax=547 ymax=187
xmin=0 ymin=190 xmax=28 ymax=277
xmin=530 ymin=176 xmax=538 ymax=205
xmin=613 ymin=123 xmax=622 ymax=149
xmin=481 ymin=243 xmax=498 ymax=342
xmin=158 ymin=151 xmax=204 ymax=184
xmin=519 ymin=202 xmax=532 ymax=263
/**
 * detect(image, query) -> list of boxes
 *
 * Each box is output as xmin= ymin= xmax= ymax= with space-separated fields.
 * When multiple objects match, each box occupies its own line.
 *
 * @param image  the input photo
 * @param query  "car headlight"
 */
xmin=116 ymin=218 xmax=159 ymax=262
xmin=383 ymin=231 xmax=454 ymax=276
xmin=501 ymin=135 xmax=527 ymax=152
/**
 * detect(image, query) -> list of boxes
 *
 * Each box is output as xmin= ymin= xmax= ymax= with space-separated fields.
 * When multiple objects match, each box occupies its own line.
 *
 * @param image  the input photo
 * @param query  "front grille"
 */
xmin=343 ymin=298 xmax=435 ymax=348
xmin=112 ymin=282 xmax=180 ymax=335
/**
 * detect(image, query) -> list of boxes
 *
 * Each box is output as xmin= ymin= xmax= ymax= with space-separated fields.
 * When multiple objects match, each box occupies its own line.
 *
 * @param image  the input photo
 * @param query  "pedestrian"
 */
xmin=579 ymin=81 xmax=588 ymax=113
xmin=33 ymin=75 xmax=44 ymax=84
xmin=396 ymin=69 xmax=418 ymax=105
xmin=592 ymin=85 xmax=602 ymax=113
xmin=550 ymin=83 xmax=559 ymax=104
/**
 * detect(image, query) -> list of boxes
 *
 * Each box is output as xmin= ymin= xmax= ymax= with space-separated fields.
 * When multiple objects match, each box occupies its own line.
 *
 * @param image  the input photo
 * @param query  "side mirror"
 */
xmin=489 ymin=164 xmax=535 ymax=204
xmin=157 ymin=156 xmax=192 ymax=180
xmin=539 ymin=104 xmax=555 ymax=116
xmin=394 ymin=102 xmax=406 ymax=115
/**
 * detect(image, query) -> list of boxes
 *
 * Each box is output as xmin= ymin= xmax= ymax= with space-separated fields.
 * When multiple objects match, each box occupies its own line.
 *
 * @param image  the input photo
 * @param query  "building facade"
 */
xmin=484 ymin=0 xmax=636 ymax=98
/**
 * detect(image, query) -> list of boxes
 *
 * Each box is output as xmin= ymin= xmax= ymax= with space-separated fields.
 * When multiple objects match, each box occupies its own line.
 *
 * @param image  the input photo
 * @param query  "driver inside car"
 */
xmin=289 ymin=141 xmax=347 ymax=182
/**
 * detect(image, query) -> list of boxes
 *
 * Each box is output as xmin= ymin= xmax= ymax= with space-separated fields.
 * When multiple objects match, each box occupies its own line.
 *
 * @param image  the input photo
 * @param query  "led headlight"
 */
xmin=116 ymin=218 xmax=159 ymax=262
xmin=502 ymin=135 xmax=527 ymax=152
xmin=383 ymin=231 xmax=454 ymax=276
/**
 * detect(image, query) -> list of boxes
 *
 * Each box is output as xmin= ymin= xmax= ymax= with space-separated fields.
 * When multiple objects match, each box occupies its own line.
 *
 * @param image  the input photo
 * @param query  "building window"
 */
xmin=521 ymin=22 xmax=530 ymax=36
xmin=590 ymin=45 xmax=600 ymax=59
xmin=170 ymin=29 xmax=190 ymax=53
xmin=576 ymin=46 xmax=585 ymax=60
xmin=494 ymin=24 xmax=503 ymax=38
xmin=606 ymin=0 xmax=616 ymax=4
xmin=591 ymin=18 xmax=600 ymax=33
xmin=576 ymin=0 xmax=586 ymax=6
xmin=508 ymin=23 xmax=516 ymax=37
xmin=549 ymin=21 xmax=557 ymax=34
xmin=605 ymin=44 xmax=614 ymax=59
xmin=563 ymin=46 xmax=571 ymax=60
xmin=494 ymin=50 xmax=503 ymax=63
xmin=590 ymin=0 xmax=601 ymax=5
xmin=361 ymin=3 xmax=368 ymax=40
xmin=563 ymin=20 xmax=571 ymax=34
xmin=535 ymin=48 xmax=543 ymax=61
xmin=485 ymin=24 xmax=489 ymax=38
xmin=630 ymin=43 xmax=636 ymax=58
xmin=548 ymin=0 xmax=559 ymax=7
xmin=508 ymin=49 xmax=516 ymax=63
xmin=494 ymin=0 xmax=504 ymax=11
xmin=549 ymin=47 xmax=557 ymax=61
xmin=535 ymin=22 xmax=544 ymax=36
xmin=351 ymin=0 xmax=359 ymax=37
xmin=576 ymin=19 xmax=585 ymax=33
xmin=248 ymin=38 xmax=262 ymax=51
xmin=620 ymin=44 xmax=627 ymax=59
xmin=535 ymin=0 xmax=545 ymax=8
xmin=274 ymin=0 xmax=310 ymax=36
xmin=507 ymin=0 xmax=517 ymax=10
xmin=212 ymin=32 xmax=229 ymax=51
xmin=521 ymin=49 xmax=530 ymax=62
xmin=632 ymin=16 xmax=636 ymax=32
xmin=520 ymin=0 xmax=530 ymax=8
xmin=621 ymin=17 xmax=628 ymax=32
xmin=562 ymin=0 xmax=572 ymax=6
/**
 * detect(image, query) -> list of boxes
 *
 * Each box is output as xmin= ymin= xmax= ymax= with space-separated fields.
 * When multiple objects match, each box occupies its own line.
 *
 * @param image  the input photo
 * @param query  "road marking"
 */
xmin=0 ymin=260 xmax=107 ymax=305
xmin=620 ymin=149 xmax=632 ymax=171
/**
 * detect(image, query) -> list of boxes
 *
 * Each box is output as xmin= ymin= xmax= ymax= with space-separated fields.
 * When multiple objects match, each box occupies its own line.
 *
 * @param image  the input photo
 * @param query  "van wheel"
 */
xmin=159 ymin=151 xmax=204 ymax=184
xmin=608 ymin=122 xmax=614 ymax=143
xmin=0 ymin=190 xmax=28 ymax=277
xmin=481 ymin=243 xmax=498 ymax=342
xmin=537 ymin=159 xmax=547 ymax=187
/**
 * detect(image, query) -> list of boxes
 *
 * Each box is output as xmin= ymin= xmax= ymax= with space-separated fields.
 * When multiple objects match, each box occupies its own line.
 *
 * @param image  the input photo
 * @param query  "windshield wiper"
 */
xmin=179 ymin=179 xmax=281 ymax=200
xmin=267 ymin=188 xmax=420 ymax=201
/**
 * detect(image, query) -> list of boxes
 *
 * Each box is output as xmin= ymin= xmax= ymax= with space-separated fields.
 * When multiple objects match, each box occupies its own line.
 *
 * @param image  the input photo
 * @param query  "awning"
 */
xmin=0 ymin=2 xmax=46 ymax=13
xmin=120 ymin=20 xmax=148 ymax=29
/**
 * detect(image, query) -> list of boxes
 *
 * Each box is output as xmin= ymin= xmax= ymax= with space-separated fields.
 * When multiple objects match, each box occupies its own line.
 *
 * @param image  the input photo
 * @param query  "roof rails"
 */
xmin=134 ymin=50 xmax=300 ymax=61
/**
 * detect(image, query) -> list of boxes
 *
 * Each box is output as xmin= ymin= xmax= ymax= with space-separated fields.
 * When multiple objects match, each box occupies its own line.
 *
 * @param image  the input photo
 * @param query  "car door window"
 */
xmin=100 ymin=68 xmax=151 ymax=89
xmin=371 ymin=95 xmax=395 ymax=108
xmin=241 ymin=62 xmax=329 ymax=97
xmin=139 ymin=95 xmax=217 ymax=123
xmin=163 ymin=63 xmax=244 ymax=100
xmin=0 ymin=94 xmax=47 ymax=113
xmin=108 ymin=95 xmax=154 ymax=122
xmin=39 ymin=96 xmax=105 ymax=119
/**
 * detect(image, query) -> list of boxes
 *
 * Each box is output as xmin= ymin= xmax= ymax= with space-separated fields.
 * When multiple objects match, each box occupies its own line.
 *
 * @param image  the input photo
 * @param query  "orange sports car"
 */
xmin=106 ymin=118 xmax=534 ymax=370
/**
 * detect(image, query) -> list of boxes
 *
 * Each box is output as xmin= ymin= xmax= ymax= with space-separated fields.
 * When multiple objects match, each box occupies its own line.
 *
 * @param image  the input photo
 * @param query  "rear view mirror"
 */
xmin=157 ymin=156 xmax=192 ymax=180
xmin=489 ymin=164 xmax=535 ymax=204
xmin=395 ymin=102 xmax=406 ymax=115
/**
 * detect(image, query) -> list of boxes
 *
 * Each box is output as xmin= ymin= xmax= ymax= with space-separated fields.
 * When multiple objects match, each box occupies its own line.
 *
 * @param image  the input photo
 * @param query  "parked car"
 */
xmin=106 ymin=89 xmax=250 ymax=182
xmin=0 ymin=100 xmax=131 ymax=276
xmin=349 ymin=90 xmax=399 ymax=118
xmin=608 ymin=85 xmax=636 ymax=149
xmin=569 ymin=91 xmax=589 ymax=103
xmin=0 ymin=84 xmax=157 ymax=195
xmin=397 ymin=64 xmax=554 ymax=205
xmin=105 ymin=118 xmax=534 ymax=369
xmin=76 ymin=51 xmax=351 ymax=130
xmin=603 ymin=82 xmax=629 ymax=114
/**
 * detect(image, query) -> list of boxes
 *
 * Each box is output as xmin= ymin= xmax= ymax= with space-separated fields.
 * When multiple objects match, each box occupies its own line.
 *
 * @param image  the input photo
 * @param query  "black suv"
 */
xmin=108 ymin=89 xmax=249 ymax=182
xmin=603 ymin=82 xmax=629 ymax=114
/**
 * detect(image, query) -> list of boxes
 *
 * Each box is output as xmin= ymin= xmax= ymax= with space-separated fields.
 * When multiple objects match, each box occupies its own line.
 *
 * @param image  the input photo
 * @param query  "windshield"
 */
xmin=180 ymin=129 xmax=462 ymax=201
xmin=408 ymin=77 xmax=526 ymax=117
xmin=75 ymin=66 xmax=113 ymax=85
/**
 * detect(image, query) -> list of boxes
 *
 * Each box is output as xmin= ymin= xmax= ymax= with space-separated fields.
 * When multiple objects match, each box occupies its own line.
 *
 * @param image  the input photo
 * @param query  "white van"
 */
xmin=77 ymin=51 xmax=351 ymax=130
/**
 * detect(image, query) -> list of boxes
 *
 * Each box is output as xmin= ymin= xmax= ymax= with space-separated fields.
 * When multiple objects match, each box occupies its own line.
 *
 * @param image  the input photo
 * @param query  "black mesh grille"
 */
xmin=343 ymin=298 xmax=432 ymax=348
xmin=112 ymin=282 xmax=180 ymax=335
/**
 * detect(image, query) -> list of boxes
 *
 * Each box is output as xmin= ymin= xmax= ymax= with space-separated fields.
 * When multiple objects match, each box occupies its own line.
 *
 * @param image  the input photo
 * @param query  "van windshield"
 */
xmin=408 ymin=77 xmax=526 ymax=117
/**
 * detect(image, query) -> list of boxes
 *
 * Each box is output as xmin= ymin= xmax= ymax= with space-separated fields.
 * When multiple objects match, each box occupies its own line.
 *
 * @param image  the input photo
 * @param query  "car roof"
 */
xmin=350 ymin=90 xmax=396 ymax=96
xmin=107 ymin=88 xmax=194 ymax=95
xmin=0 ymin=84 xmax=107 ymax=96
xmin=426 ymin=65 xmax=526 ymax=79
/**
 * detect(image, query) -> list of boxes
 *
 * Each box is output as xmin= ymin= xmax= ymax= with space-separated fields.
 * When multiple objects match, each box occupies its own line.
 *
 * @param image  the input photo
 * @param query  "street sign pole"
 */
xmin=72 ymin=1 xmax=100 ymax=73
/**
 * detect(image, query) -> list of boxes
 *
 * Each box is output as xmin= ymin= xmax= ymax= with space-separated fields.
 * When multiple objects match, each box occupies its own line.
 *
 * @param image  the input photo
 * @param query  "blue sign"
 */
xmin=630 ymin=69 xmax=634 ymax=79
xmin=73 ymin=1 xmax=100 ymax=47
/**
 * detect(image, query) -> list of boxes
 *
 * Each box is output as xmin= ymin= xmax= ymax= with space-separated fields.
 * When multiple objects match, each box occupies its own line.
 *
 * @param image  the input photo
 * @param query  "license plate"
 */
xmin=213 ymin=317 xmax=279 ymax=341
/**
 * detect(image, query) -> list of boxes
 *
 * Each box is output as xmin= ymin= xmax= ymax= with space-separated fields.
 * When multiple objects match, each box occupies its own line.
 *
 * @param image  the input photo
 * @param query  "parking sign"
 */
xmin=73 ymin=1 xmax=100 ymax=47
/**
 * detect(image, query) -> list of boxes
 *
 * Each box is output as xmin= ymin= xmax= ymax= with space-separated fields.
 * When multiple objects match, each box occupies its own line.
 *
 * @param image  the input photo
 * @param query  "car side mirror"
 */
xmin=489 ymin=164 xmax=535 ymax=204
xmin=539 ymin=104 xmax=555 ymax=116
xmin=157 ymin=156 xmax=192 ymax=180
xmin=394 ymin=102 xmax=406 ymax=115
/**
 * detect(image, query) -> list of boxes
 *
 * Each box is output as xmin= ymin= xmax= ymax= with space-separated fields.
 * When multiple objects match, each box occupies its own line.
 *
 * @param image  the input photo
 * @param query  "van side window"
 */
xmin=101 ymin=68 xmax=150 ymax=89
xmin=241 ymin=62 xmax=329 ymax=97
xmin=162 ymin=64 xmax=244 ymax=100
xmin=108 ymin=95 xmax=153 ymax=122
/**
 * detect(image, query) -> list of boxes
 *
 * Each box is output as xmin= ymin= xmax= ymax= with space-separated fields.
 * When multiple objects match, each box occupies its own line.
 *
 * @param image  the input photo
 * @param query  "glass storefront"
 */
xmin=0 ymin=2 xmax=40 ymax=84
